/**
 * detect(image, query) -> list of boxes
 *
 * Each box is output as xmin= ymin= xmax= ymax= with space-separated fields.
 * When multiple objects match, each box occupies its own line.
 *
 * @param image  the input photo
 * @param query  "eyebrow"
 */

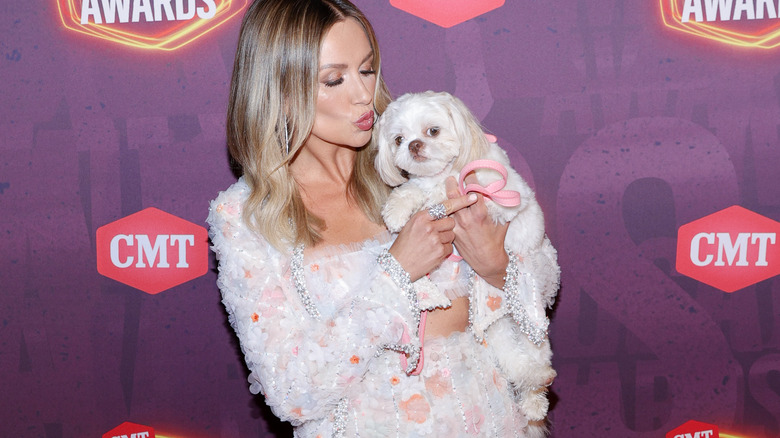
xmin=319 ymin=51 xmax=374 ymax=71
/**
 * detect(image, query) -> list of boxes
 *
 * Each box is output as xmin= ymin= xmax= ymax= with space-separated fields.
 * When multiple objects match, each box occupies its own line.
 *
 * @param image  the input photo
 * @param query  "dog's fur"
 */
xmin=373 ymin=91 xmax=556 ymax=433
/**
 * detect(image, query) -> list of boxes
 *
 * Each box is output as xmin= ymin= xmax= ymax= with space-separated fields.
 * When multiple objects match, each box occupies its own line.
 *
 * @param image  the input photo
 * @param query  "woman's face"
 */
xmin=308 ymin=18 xmax=377 ymax=150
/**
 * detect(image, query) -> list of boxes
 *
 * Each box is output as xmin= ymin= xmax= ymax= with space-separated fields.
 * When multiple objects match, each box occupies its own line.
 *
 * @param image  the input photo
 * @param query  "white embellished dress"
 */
xmin=207 ymin=179 xmax=560 ymax=437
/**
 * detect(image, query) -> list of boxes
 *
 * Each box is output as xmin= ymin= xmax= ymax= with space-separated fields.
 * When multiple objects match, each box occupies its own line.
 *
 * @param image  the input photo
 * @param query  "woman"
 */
xmin=207 ymin=0 xmax=559 ymax=436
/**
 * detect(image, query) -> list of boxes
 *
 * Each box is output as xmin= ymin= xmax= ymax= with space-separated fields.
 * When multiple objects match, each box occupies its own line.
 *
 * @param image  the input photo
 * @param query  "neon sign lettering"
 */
xmin=80 ymin=0 xmax=217 ymax=25
xmin=56 ymin=0 xmax=248 ymax=51
xmin=660 ymin=0 xmax=780 ymax=48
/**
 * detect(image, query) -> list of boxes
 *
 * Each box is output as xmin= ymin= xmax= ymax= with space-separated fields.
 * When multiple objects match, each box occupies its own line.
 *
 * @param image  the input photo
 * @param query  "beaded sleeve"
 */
xmin=469 ymin=236 xmax=560 ymax=343
xmin=375 ymin=249 xmax=424 ymax=374
xmin=207 ymin=180 xmax=447 ymax=427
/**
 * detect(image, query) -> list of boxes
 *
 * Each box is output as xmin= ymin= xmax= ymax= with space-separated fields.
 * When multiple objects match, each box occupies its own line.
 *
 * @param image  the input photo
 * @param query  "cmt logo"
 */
xmin=96 ymin=207 xmax=208 ymax=294
xmin=660 ymin=0 xmax=780 ymax=48
xmin=666 ymin=420 xmax=719 ymax=438
xmin=390 ymin=0 xmax=504 ymax=28
xmin=676 ymin=205 xmax=780 ymax=292
xmin=56 ymin=0 xmax=249 ymax=50
xmin=102 ymin=421 xmax=155 ymax=438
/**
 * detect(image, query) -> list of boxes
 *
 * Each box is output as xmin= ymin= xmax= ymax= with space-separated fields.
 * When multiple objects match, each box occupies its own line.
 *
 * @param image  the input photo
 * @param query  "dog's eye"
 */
xmin=394 ymin=135 xmax=404 ymax=146
xmin=427 ymin=127 xmax=440 ymax=137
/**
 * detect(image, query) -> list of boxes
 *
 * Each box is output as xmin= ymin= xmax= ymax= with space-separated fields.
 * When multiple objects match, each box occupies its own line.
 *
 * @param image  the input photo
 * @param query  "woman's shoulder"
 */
xmin=207 ymin=178 xmax=252 ymax=226
xmin=207 ymin=178 xmax=280 ymax=257
xmin=210 ymin=178 xmax=250 ymax=213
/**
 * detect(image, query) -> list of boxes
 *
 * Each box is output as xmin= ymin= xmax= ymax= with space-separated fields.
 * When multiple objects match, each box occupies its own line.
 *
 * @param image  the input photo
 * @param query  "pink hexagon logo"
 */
xmin=96 ymin=207 xmax=208 ymax=294
xmin=390 ymin=0 xmax=505 ymax=28
xmin=666 ymin=419 xmax=718 ymax=438
xmin=103 ymin=421 xmax=155 ymax=438
xmin=676 ymin=205 xmax=780 ymax=293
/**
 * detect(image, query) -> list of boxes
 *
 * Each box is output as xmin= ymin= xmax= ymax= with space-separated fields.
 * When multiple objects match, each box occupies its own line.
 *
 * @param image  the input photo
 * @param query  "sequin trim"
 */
xmin=467 ymin=267 xmax=478 ymax=339
xmin=470 ymin=349 xmax=498 ymax=435
xmin=502 ymin=250 xmax=549 ymax=346
xmin=376 ymin=249 xmax=422 ymax=374
xmin=290 ymin=244 xmax=321 ymax=320
xmin=332 ymin=397 xmax=349 ymax=437
xmin=444 ymin=349 xmax=469 ymax=434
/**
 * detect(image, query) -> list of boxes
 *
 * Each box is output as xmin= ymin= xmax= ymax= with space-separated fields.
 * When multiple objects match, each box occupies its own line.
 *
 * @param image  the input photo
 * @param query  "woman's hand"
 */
xmin=389 ymin=193 xmax=477 ymax=281
xmin=445 ymin=176 xmax=509 ymax=288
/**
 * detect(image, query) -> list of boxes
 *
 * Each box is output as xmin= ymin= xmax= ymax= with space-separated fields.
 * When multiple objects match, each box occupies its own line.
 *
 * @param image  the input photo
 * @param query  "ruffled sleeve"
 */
xmin=469 ymin=235 xmax=560 ymax=344
xmin=207 ymin=180 xmax=442 ymax=426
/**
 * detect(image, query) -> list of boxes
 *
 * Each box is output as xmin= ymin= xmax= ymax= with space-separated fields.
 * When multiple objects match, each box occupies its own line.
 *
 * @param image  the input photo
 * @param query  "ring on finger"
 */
xmin=427 ymin=203 xmax=447 ymax=220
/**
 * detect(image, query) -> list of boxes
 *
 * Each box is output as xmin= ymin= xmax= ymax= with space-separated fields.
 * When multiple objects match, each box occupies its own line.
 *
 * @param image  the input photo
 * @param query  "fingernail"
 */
xmin=469 ymin=194 xmax=477 ymax=202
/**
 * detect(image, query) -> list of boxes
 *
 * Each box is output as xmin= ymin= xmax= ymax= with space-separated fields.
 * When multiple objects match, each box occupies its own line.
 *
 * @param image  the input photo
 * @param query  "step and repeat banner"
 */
xmin=2 ymin=1 xmax=779 ymax=437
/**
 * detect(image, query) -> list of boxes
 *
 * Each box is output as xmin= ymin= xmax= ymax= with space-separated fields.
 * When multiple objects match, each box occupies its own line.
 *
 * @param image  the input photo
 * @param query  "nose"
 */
xmin=353 ymin=75 xmax=373 ymax=105
xmin=409 ymin=140 xmax=423 ymax=155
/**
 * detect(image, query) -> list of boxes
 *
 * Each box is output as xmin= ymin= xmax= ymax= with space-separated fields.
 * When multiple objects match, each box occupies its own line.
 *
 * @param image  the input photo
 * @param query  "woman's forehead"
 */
xmin=319 ymin=19 xmax=373 ymax=68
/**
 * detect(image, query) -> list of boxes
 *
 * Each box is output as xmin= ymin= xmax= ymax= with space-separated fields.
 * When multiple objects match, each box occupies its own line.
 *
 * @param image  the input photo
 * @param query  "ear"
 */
xmin=442 ymin=93 xmax=491 ymax=169
xmin=373 ymin=117 xmax=408 ymax=187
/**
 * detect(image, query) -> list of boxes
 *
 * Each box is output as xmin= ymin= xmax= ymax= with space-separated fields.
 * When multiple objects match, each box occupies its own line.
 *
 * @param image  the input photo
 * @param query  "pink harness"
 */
xmin=400 ymin=159 xmax=521 ymax=375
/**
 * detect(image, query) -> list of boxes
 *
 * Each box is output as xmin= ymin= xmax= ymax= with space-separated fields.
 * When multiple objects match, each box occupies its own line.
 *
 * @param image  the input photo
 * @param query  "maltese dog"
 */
xmin=373 ymin=91 xmax=557 ymax=427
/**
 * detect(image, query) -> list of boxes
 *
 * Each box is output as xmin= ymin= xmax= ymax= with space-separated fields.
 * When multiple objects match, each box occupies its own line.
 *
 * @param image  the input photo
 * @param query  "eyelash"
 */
xmin=323 ymin=68 xmax=376 ymax=88
xmin=324 ymin=78 xmax=344 ymax=87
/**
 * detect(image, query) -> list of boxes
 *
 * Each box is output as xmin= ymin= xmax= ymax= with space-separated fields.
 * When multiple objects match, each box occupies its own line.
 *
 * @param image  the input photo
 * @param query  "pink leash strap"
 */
xmin=399 ymin=310 xmax=427 ymax=375
xmin=447 ymin=159 xmax=522 ymax=263
xmin=458 ymin=159 xmax=522 ymax=207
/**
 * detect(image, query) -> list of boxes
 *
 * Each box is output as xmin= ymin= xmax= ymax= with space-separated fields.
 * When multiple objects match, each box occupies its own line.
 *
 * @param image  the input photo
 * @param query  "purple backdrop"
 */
xmin=2 ymin=1 xmax=779 ymax=437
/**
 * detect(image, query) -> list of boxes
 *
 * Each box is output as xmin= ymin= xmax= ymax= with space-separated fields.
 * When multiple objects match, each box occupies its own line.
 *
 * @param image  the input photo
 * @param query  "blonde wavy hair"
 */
xmin=227 ymin=0 xmax=392 ymax=250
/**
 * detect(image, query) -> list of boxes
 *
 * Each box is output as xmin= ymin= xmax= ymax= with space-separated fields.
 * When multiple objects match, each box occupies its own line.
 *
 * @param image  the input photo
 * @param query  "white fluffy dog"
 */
xmin=373 ymin=91 xmax=556 ymax=430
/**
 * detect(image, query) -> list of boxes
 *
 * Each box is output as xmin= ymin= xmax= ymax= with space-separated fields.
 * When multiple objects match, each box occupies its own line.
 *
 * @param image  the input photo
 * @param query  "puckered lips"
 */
xmin=355 ymin=111 xmax=374 ymax=131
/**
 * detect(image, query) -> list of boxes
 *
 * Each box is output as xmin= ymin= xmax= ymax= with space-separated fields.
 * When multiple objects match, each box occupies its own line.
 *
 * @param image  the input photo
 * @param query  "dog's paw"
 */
xmin=524 ymin=420 xmax=549 ymax=438
xmin=383 ymin=211 xmax=409 ymax=233
xmin=520 ymin=386 xmax=551 ymax=422
xmin=538 ymin=365 xmax=557 ymax=388
xmin=382 ymin=200 xmax=414 ymax=232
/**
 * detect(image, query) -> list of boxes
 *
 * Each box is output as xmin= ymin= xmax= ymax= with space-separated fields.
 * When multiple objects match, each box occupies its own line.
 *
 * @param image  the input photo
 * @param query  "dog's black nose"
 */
xmin=409 ymin=140 xmax=423 ymax=154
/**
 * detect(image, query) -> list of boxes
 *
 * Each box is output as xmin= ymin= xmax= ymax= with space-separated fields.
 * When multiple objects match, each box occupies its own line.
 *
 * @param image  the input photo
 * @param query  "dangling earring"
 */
xmin=284 ymin=117 xmax=290 ymax=157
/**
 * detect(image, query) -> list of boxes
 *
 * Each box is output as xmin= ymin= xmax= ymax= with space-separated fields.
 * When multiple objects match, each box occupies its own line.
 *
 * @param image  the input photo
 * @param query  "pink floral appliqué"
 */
xmin=260 ymin=286 xmax=285 ymax=317
xmin=424 ymin=371 xmax=452 ymax=398
xmin=399 ymin=393 xmax=430 ymax=424
xmin=487 ymin=295 xmax=502 ymax=312
xmin=464 ymin=405 xmax=485 ymax=434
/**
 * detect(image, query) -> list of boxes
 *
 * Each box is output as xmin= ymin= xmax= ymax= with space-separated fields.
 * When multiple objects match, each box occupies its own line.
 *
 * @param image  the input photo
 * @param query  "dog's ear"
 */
xmin=373 ymin=115 xmax=408 ymax=187
xmin=440 ymin=93 xmax=491 ymax=170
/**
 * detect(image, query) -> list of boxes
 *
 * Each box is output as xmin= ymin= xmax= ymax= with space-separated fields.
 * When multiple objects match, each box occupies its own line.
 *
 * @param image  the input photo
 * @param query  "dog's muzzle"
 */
xmin=408 ymin=139 xmax=423 ymax=154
